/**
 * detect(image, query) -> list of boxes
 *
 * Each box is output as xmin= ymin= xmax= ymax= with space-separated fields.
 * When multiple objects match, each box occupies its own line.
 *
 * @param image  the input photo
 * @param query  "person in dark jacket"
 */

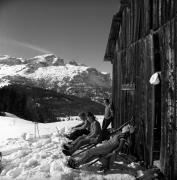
xmin=66 ymin=112 xmax=90 ymax=140
xmin=63 ymin=112 xmax=102 ymax=156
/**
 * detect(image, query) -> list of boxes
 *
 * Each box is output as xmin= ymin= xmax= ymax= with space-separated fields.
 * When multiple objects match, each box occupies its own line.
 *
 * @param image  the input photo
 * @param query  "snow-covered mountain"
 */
xmin=0 ymin=54 xmax=111 ymax=102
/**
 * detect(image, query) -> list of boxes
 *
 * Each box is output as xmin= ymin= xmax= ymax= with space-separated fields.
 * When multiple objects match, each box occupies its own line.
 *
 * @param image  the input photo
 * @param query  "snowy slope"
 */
xmin=0 ymin=114 xmax=135 ymax=180
xmin=0 ymin=54 xmax=111 ymax=102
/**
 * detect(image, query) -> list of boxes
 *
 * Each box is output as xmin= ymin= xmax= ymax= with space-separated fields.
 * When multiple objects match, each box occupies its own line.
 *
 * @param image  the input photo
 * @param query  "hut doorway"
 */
xmin=153 ymin=34 xmax=161 ymax=160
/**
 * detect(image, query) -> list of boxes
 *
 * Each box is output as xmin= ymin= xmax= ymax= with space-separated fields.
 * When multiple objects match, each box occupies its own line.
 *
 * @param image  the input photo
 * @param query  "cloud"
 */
xmin=14 ymin=40 xmax=51 ymax=53
xmin=0 ymin=36 xmax=52 ymax=54
xmin=15 ymin=41 xmax=51 ymax=54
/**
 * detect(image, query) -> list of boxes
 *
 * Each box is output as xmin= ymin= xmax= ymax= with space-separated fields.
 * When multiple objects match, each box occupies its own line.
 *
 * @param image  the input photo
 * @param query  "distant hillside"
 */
xmin=0 ymin=85 xmax=104 ymax=123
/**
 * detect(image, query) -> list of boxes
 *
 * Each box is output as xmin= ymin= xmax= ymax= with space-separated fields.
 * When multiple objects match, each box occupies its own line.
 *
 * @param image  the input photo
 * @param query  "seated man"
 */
xmin=66 ymin=112 xmax=90 ymax=141
xmin=63 ymin=112 xmax=102 ymax=156
xmin=67 ymin=124 xmax=134 ymax=170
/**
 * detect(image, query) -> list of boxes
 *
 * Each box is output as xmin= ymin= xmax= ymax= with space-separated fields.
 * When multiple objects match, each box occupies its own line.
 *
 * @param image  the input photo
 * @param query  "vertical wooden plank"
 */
xmin=135 ymin=0 xmax=141 ymax=40
xmin=123 ymin=10 xmax=126 ymax=50
xmin=133 ymin=0 xmax=138 ymax=41
xmin=159 ymin=25 xmax=167 ymax=174
xmin=113 ymin=54 xmax=117 ymax=128
xmin=146 ymin=34 xmax=155 ymax=166
xmin=168 ymin=18 xmax=176 ymax=180
xmin=175 ymin=0 xmax=177 ymax=16
xmin=169 ymin=0 xmax=173 ymax=19
xmin=145 ymin=0 xmax=150 ymax=34
xmin=115 ymin=51 xmax=122 ymax=128
xmin=138 ymin=0 xmax=143 ymax=37
xmin=118 ymin=51 xmax=122 ymax=127
xmin=121 ymin=50 xmax=126 ymax=124
xmin=159 ymin=20 xmax=176 ymax=179
xmin=168 ymin=19 xmax=176 ymax=180
xmin=112 ymin=54 xmax=116 ymax=128
xmin=134 ymin=41 xmax=144 ymax=161
xmin=127 ymin=7 xmax=131 ymax=47
xmin=142 ymin=0 xmax=145 ymax=36
xmin=158 ymin=0 xmax=161 ymax=26
xmin=131 ymin=0 xmax=135 ymax=43
xmin=161 ymin=0 xmax=165 ymax=25
xmin=173 ymin=16 xmax=177 ymax=179
xmin=118 ymin=52 xmax=122 ymax=127
xmin=152 ymin=0 xmax=156 ymax=29
xmin=165 ymin=0 xmax=168 ymax=23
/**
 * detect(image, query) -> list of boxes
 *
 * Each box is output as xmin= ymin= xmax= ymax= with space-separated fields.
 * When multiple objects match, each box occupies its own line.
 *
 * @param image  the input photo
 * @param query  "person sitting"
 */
xmin=62 ymin=112 xmax=102 ymax=156
xmin=66 ymin=124 xmax=134 ymax=170
xmin=66 ymin=112 xmax=90 ymax=141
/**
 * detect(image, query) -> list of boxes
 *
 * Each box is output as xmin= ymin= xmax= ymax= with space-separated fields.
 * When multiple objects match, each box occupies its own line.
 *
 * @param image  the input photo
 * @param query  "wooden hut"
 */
xmin=104 ymin=0 xmax=177 ymax=179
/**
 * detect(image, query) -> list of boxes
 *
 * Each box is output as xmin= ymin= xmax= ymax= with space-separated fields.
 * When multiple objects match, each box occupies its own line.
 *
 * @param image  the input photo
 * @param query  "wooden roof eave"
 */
xmin=104 ymin=15 xmax=122 ymax=63
xmin=104 ymin=0 xmax=130 ymax=63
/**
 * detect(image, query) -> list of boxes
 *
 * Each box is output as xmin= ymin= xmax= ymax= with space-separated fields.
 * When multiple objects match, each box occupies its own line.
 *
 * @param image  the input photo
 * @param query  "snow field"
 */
xmin=0 ymin=114 xmax=135 ymax=180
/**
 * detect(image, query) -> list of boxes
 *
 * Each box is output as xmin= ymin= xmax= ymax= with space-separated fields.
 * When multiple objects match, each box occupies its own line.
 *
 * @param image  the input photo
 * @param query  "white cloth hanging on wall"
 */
xmin=149 ymin=72 xmax=161 ymax=85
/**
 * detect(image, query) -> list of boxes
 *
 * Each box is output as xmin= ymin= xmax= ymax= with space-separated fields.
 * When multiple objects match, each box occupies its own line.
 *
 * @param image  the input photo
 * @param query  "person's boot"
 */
xmin=62 ymin=149 xmax=72 ymax=156
xmin=67 ymin=158 xmax=79 ymax=169
xmin=65 ymin=134 xmax=71 ymax=139
xmin=63 ymin=144 xmax=70 ymax=150
xmin=99 ymin=164 xmax=110 ymax=173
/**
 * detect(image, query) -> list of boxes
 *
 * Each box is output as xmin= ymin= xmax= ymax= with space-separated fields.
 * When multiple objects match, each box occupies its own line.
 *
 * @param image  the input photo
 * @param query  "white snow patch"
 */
xmin=101 ymin=71 xmax=109 ymax=75
xmin=0 ymin=79 xmax=10 ymax=88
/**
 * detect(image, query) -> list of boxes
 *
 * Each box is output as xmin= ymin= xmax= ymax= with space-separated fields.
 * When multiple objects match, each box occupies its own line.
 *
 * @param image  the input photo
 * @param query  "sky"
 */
xmin=0 ymin=0 xmax=120 ymax=74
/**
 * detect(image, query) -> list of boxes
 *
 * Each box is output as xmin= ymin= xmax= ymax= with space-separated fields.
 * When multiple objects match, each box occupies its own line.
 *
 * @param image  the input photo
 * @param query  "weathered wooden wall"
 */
xmin=158 ymin=19 xmax=176 ymax=179
xmin=113 ymin=34 xmax=155 ymax=166
xmin=117 ymin=0 xmax=177 ymax=51
xmin=104 ymin=0 xmax=177 ymax=179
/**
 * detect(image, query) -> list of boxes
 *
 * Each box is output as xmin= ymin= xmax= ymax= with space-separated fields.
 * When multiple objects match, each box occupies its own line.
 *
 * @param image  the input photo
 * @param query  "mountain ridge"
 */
xmin=0 ymin=54 xmax=112 ymax=102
